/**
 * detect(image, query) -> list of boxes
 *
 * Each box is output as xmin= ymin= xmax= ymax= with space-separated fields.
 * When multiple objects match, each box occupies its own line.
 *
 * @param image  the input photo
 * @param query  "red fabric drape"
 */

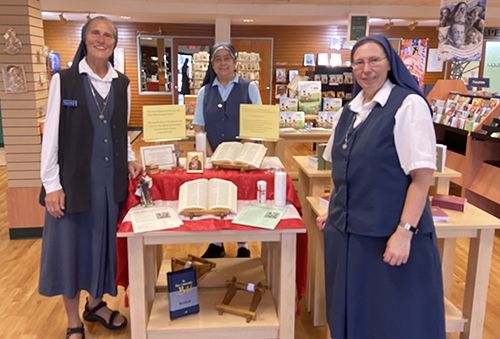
xmin=115 ymin=169 xmax=307 ymax=302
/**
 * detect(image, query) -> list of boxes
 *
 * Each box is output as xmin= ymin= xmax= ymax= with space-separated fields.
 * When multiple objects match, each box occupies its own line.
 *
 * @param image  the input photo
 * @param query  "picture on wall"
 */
xmin=276 ymin=84 xmax=288 ymax=99
xmin=289 ymin=70 xmax=299 ymax=82
xmin=276 ymin=68 xmax=286 ymax=83
xmin=304 ymin=54 xmax=315 ymax=66
xmin=48 ymin=52 xmax=61 ymax=75
xmin=2 ymin=64 xmax=28 ymax=93
xmin=438 ymin=0 xmax=486 ymax=61
xmin=114 ymin=47 xmax=125 ymax=73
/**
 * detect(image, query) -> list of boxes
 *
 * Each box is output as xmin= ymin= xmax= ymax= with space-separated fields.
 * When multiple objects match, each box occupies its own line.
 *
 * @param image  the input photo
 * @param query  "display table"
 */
xmin=263 ymin=133 xmax=331 ymax=163
xmin=307 ymin=196 xmax=500 ymax=339
xmin=116 ymin=168 xmax=307 ymax=339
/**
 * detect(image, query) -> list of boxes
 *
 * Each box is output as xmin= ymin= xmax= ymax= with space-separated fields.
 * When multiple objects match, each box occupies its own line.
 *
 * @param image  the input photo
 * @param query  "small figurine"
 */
xmin=172 ymin=146 xmax=184 ymax=170
xmin=137 ymin=172 xmax=154 ymax=207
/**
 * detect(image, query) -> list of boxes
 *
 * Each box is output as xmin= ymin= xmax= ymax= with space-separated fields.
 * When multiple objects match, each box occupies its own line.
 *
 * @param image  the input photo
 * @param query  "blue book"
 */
xmin=167 ymin=267 xmax=199 ymax=320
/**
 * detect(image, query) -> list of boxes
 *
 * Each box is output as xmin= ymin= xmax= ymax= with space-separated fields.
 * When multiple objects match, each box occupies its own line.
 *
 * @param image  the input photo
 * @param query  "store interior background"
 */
xmin=2 ymin=0 xmax=500 ymax=338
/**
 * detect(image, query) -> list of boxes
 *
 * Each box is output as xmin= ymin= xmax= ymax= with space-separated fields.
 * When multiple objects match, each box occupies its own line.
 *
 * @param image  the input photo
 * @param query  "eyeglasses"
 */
xmin=352 ymin=56 xmax=387 ymax=70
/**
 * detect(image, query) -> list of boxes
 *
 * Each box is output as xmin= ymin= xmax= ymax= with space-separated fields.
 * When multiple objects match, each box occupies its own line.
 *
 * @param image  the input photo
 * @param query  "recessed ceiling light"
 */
xmin=243 ymin=19 xmax=254 ymax=23
xmin=120 ymin=16 xmax=131 ymax=20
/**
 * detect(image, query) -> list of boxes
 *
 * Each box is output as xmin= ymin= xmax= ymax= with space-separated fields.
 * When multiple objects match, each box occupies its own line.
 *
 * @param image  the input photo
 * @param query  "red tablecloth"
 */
xmin=116 ymin=169 xmax=307 ymax=302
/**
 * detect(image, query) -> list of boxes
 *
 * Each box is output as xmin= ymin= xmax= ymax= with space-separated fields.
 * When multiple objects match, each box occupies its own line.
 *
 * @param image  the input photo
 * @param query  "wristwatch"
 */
xmin=398 ymin=221 xmax=418 ymax=234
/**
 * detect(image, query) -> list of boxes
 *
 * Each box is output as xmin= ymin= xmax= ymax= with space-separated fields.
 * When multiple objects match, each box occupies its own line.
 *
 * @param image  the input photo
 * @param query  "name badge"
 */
xmin=62 ymin=99 xmax=78 ymax=107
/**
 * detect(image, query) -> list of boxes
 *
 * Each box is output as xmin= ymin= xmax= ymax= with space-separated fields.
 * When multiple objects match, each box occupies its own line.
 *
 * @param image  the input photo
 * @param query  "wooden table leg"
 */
xmin=436 ymin=177 xmax=451 ymax=195
xmin=312 ymin=226 xmax=327 ymax=327
xmin=460 ymin=229 xmax=495 ymax=339
xmin=127 ymin=236 xmax=148 ymax=339
xmin=441 ymin=238 xmax=457 ymax=299
xmin=279 ymin=233 xmax=297 ymax=339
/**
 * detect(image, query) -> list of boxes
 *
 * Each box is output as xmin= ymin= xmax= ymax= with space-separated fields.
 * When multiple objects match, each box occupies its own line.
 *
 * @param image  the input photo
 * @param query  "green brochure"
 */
xmin=232 ymin=205 xmax=287 ymax=230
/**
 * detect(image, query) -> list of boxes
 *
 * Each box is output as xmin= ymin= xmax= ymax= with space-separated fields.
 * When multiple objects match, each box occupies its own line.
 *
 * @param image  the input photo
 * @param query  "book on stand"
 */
xmin=167 ymin=267 xmax=199 ymax=320
xmin=178 ymin=178 xmax=238 ymax=214
xmin=211 ymin=142 xmax=267 ymax=169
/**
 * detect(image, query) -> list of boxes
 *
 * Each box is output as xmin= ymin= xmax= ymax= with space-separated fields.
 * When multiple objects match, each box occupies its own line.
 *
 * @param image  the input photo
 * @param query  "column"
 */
xmin=0 ymin=0 xmax=48 ymax=238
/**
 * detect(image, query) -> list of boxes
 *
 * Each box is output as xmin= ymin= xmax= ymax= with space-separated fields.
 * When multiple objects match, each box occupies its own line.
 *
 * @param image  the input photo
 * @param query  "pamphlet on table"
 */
xmin=232 ymin=204 xmax=287 ymax=230
xmin=130 ymin=206 xmax=183 ymax=233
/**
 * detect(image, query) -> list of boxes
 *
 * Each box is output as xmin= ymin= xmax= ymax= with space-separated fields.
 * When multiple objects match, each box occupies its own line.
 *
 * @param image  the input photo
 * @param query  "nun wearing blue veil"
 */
xmin=316 ymin=35 xmax=445 ymax=339
xmin=38 ymin=17 xmax=142 ymax=339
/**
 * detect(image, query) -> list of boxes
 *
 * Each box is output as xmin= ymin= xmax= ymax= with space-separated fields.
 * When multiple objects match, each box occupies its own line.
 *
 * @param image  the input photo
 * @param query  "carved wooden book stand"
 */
xmin=215 ymin=277 xmax=265 ymax=323
xmin=171 ymin=254 xmax=216 ymax=280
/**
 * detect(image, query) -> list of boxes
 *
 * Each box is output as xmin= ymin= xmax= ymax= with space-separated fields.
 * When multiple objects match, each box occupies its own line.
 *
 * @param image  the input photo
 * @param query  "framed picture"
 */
xmin=276 ymin=68 xmax=286 ymax=83
xmin=48 ymin=52 xmax=61 ymax=75
xmin=303 ymin=54 xmax=315 ymax=66
xmin=114 ymin=47 xmax=125 ymax=73
xmin=275 ymin=84 xmax=288 ymax=99
xmin=317 ymin=53 xmax=329 ymax=66
xmin=2 ymin=65 xmax=28 ymax=93
xmin=140 ymin=144 xmax=175 ymax=169
xmin=289 ymin=70 xmax=299 ymax=82
xmin=186 ymin=151 xmax=204 ymax=173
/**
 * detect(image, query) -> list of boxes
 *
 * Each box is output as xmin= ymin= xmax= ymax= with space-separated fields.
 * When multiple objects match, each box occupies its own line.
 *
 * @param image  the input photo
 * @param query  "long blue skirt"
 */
xmin=38 ymin=183 xmax=119 ymax=299
xmin=323 ymin=225 xmax=446 ymax=339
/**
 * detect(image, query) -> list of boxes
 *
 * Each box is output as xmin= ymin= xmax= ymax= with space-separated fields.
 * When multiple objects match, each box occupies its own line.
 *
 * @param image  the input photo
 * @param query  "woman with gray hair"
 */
xmin=38 ymin=16 xmax=142 ymax=339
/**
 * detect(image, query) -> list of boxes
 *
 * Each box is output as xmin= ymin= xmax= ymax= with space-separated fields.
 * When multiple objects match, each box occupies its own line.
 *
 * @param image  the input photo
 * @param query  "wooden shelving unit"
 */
xmin=427 ymin=80 xmax=500 ymax=217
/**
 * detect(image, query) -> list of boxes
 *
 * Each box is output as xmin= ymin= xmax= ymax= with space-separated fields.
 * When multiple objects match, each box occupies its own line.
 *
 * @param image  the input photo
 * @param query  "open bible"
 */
xmin=178 ymin=179 xmax=238 ymax=216
xmin=211 ymin=142 xmax=267 ymax=169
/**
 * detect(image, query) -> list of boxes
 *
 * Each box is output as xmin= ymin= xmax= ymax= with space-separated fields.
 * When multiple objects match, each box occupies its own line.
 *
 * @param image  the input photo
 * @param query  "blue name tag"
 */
xmin=62 ymin=99 xmax=78 ymax=107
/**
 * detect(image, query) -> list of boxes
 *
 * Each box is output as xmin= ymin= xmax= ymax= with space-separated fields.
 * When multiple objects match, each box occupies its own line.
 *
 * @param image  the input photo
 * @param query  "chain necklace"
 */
xmin=342 ymin=113 xmax=366 ymax=150
xmin=87 ymin=76 xmax=110 ymax=120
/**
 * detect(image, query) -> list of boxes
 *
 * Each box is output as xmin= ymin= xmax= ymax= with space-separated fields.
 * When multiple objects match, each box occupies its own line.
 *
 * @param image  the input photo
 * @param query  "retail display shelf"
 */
xmin=156 ymin=257 xmax=268 ymax=290
xmin=147 ymin=290 xmax=279 ymax=339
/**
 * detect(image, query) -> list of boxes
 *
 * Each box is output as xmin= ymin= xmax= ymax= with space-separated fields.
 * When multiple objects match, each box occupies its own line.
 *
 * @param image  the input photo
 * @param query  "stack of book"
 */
xmin=431 ymin=194 xmax=467 ymax=212
xmin=431 ymin=206 xmax=450 ymax=222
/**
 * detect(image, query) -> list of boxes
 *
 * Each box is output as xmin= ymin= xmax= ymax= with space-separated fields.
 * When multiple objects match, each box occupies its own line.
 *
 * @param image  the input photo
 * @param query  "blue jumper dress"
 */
xmin=39 ymin=74 xmax=121 ymax=299
xmin=323 ymin=85 xmax=446 ymax=339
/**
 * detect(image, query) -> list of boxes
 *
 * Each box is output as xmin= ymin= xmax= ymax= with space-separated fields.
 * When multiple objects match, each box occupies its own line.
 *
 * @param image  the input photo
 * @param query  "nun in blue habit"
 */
xmin=38 ymin=17 xmax=142 ymax=339
xmin=316 ymin=35 xmax=446 ymax=339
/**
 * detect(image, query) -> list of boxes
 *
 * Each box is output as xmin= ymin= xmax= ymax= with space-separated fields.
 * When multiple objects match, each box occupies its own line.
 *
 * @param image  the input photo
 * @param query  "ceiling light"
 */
xmin=384 ymin=20 xmax=394 ymax=30
xmin=120 ymin=16 xmax=131 ymax=20
xmin=243 ymin=19 xmax=254 ymax=23
xmin=408 ymin=20 xmax=418 ymax=31
xmin=59 ymin=13 xmax=67 ymax=25
xmin=86 ymin=14 xmax=91 ymax=21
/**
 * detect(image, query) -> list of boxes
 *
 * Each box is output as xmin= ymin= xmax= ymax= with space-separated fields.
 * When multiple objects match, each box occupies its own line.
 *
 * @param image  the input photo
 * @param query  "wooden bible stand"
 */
xmin=212 ymin=161 xmax=250 ymax=173
xmin=182 ymin=208 xmax=230 ymax=220
xmin=215 ymin=277 xmax=265 ymax=323
xmin=171 ymin=254 xmax=216 ymax=280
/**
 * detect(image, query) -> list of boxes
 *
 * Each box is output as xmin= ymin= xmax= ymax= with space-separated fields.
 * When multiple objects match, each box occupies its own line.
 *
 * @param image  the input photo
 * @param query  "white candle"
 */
xmin=274 ymin=169 xmax=287 ymax=207
xmin=196 ymin=132 xmax=207 ymax=160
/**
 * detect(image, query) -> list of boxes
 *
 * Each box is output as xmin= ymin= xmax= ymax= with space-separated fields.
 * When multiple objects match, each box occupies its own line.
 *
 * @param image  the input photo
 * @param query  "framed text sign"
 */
xmin=348 ymin=13 xmax=369 ymax=43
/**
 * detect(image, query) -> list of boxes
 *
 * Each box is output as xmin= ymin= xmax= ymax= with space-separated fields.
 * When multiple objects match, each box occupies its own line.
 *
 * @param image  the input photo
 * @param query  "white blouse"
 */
xmin=41 ymin=58 xmax=136 ymax=194
xmin=323 ymin=79 xmax=436 ymax=175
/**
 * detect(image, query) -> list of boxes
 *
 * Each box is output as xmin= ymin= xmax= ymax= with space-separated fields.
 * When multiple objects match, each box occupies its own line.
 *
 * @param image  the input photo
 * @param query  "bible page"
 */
xmin=178 ymin=179 xmax=208 ymax=212
xmin=211 ymin=142 xmax=241 ymax=163
xmin=207 ymin=179 xmax=237 ymax=213
xmin=234 ymin=142 xmax=267 ymax=168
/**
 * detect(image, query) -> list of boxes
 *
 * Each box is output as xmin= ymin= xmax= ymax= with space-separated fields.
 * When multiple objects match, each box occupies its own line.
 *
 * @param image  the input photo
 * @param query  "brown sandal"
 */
xmin=82 ymin=298 xmax=127 ymax=330
xmin=66 ymin=324 xmax=84 ymax=339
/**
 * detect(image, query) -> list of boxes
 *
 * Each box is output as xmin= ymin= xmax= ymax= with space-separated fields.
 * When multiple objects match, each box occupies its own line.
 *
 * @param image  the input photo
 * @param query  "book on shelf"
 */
xmin=308 ymin=154 xmax=318 ymax=169
xmin=167 ymin=267 xmax=200 ymax=320
xmin=298 ymin=81 xmax=321 ymax=114
xmin=431 ymin=194 xmax=467 ymax=212
xmin=211 ymin=142 xmax=267 ymax=169
xmin=431 ymin=206 xmax=449 ymax=222
xmin=436 ymin=144 xmax=447 ymax=173
xmin=178 ymin=178 xmax=237 ymax=214
xmin=279 ymin=111 xmax=305 ymax=129
xmin=317 ymin=143 xmax=332 ymax=170
xmin=279 ymin=97 xmax=298 ymax=112
xmin=323 ymin=97 xmax=343 ymax=111
xmin=319 ymin=195 xmax=330 ymax=208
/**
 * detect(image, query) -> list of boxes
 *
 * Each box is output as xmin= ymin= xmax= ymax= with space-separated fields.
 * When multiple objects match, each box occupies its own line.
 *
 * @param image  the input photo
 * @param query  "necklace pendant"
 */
xmin=99 ymin=114 xmax=104 ymax=120
xmin=218 ymin=103 xmax=223 ymax=108
xmin=342 ymin=143 xmax=347 ymax=150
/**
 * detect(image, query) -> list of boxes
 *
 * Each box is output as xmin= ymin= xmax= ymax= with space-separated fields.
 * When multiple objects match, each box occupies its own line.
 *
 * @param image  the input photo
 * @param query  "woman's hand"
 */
xmin=383 ymin=226 xmax=413 ymax=266
xmin=45 ymin=189 xmax=65 ymax=218
xmin=316 ymin=213 xmax=328 ymax=232
xmin=128 ymin=161 xmax=143 ymax=179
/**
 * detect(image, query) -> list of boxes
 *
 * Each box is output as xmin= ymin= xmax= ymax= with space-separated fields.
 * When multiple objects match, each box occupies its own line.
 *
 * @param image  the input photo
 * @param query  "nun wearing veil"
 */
xmin=316 ymin=35 xmax=446 ymax=339
xmin=193 ymin=43 xmax=262 ymax=259
xmin=38 ymin=16 xmax=142 ymax=339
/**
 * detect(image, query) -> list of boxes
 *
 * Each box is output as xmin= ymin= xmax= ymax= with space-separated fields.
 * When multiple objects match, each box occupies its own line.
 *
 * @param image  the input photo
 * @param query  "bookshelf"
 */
xmin=427 ymin=80 xmax=500 ymax=217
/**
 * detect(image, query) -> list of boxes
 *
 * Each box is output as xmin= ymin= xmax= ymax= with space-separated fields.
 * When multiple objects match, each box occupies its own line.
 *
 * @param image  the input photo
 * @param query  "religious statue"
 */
xmin=172 ymin=146 xmax=184 ymax=169
xmin=137 ymin=173 xmax=154 ymax=207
